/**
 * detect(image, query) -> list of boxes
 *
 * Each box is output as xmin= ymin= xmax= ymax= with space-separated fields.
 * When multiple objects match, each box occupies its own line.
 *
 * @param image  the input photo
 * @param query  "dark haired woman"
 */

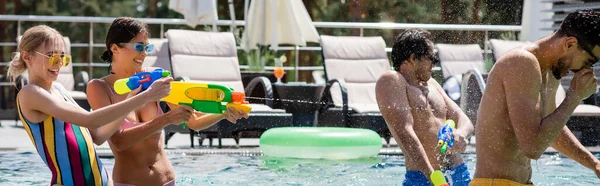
xmin=87 ymin=17 xmax=248 ymax=186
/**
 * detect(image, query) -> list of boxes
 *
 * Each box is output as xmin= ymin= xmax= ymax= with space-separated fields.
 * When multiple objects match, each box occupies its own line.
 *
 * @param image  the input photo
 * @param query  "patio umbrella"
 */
xmin=241 ymin=0 xmax=320 ymax=51
xmin=169 ymin=0 xmax=219 ymax=31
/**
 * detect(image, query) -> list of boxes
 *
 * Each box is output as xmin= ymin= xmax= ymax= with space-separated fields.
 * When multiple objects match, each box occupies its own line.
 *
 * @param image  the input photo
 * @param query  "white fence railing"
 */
xmin=0 ymin=15 xmax=522 ymax=82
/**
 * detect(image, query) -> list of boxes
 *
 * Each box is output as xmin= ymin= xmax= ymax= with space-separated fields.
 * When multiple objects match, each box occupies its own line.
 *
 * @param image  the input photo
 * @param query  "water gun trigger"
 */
xmin=139 ymin=74 xmax=152 ymax=83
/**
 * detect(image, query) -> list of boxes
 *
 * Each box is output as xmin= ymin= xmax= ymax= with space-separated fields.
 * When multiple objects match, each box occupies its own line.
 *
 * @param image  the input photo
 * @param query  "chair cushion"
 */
xmin=321 ymin=35 xmax=388 ymax=60
xmin=320 ymin=35 xmax=390 ymax=107
xmin=184 ymin=79 xmax=245 ymax=95
xmin=349 ymin=103 xmax=380 ymax=113
xmin=436 ymin=44 xmax=485 ymax=79
xmin=171 ymin=55 xmax=244 ymax=91
xmin=489 ymin=39 xmax=528 ymax=61
xmin=573 ymin=104 xmax=600 ymax=117
xmin=165 ymin=30 xmax=244 ymax=92
xmin=143 ymin=38 xmax=172 ymax=72
xmin=56 ymin=73 xmax=75 ymax=92
xmin=69 ymin=90 xmax=87 ymax=100
xmin=166 ymin=29 xmax=237 ymax=57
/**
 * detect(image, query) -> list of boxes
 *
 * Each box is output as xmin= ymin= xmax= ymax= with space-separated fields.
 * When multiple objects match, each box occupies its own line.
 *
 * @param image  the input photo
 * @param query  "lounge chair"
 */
xmin=459 ymin=69 xmax=487 ymax=141
xmin=163 ymin=29 xmax=293 ymax=148
xmin=436 ymin=43 xmax=486 ymax=105
xmin=143 ymin=38 xmax=173 ymax=71
xmin=489 ymin=39 xmax=530 ymax=64
xmin=16 ymin=36 xmax=90 ymax=110
xmin=317 ymin=35 xmax=392 ymax=144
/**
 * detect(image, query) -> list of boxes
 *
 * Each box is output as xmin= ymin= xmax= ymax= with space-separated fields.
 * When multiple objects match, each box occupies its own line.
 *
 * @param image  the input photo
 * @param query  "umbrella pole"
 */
xmin=243 ymin=0 xmax=250 ymax=51
xmin=228 ymin=0 xmax=236 ymax=32
xmin=295 ymin=45 xmax=299 ymax=82
xmin=212 ymin=0 xmax=218 ymax=32
xmin=270 ymin=0 xmax=277 ymax=52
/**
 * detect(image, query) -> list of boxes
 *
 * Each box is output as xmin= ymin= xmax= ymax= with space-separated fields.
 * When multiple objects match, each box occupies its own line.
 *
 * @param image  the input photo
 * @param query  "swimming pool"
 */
xmin=0 ymin=151 xmax=598 ymax=185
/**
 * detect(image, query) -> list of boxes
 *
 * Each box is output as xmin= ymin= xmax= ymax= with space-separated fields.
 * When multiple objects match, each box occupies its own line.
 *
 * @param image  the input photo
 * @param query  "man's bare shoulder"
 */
xmin=377 ymin=71 xmax=407 ymax=87
xmin=494 ymin=47 xmax=539 ymax=71
xmin=376 ymin=71 xmax=408 ymax=104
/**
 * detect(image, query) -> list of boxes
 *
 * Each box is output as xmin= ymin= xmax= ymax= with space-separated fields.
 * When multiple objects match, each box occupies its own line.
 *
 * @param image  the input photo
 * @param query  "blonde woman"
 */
xmin=8 ymin=25 xmax=172 ymax=186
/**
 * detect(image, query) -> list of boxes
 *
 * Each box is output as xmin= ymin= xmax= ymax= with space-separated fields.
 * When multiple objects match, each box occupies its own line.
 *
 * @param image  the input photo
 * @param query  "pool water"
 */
xmin=0 ymin=151 xmax=599 ymax=185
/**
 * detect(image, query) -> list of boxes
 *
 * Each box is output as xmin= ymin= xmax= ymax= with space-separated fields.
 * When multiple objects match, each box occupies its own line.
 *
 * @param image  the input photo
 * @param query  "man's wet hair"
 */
xmin=391 ymin=28 xmax=436 ymax=71
xmin=556 ymin=9 xmax=600 ymax=53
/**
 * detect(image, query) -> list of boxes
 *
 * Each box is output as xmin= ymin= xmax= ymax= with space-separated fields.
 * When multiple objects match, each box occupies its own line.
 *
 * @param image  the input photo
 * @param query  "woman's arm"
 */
xmin=106 ymin=103 xmax=193 ymax=151
xmin=19 ymin=84 xmax=152 ymax=129
xmin=85 ymin=77 xmax=192 ymax=150
xmin=166 ymin=103 xmax=248 ymax=131
xmin=85 ymin=79 xmax=140 ymax=145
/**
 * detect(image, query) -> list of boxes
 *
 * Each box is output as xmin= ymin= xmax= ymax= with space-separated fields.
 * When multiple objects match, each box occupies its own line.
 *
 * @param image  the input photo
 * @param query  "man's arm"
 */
xmin=375 ymin=72 xmax=435 ymax=179
xmin=431 ymin=79 xmax=474 ymax=137
xmin=430 ymin=79 xmax=473 ymax=153
xmin=503 ymin=54 xmax=582 ymax=160
xmin=544 ymin=80 xmax=598 ymax=172
xmin=552 ymin=127 xmax=599 ymax=170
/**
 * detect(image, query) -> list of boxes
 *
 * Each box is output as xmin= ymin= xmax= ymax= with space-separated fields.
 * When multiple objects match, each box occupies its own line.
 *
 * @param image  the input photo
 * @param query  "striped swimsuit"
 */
xmin=17 ymin=85 xmax=110 ymax=186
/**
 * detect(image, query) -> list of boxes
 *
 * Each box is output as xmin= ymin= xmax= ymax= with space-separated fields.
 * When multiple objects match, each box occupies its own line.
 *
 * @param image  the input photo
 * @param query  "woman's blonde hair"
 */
xmin=6 ymin=25 xmax=64 ymax=82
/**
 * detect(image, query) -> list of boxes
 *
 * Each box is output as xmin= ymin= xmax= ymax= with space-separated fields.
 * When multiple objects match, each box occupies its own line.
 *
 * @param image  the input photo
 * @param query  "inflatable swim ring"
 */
xmin=259 ymin=127 xmax=383 ymax=159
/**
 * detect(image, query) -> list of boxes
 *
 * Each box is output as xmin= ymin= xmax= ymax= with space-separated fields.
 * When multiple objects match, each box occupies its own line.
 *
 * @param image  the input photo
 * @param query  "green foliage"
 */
xmin=0 ymin=0 xmax=523 ymax=80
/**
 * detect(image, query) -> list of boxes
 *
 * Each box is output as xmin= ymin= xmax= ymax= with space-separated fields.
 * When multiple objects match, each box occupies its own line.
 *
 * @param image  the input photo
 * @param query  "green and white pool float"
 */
xmin=259 ymin=127 xmax=383 ymax=159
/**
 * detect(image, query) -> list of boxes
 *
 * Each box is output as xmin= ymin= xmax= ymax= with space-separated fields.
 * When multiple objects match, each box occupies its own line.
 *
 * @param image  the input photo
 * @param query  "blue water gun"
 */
xmin=437 ymin=119 xmax=456 ymax=153
xmin=114 ymin=68 xmax=172 ymax=95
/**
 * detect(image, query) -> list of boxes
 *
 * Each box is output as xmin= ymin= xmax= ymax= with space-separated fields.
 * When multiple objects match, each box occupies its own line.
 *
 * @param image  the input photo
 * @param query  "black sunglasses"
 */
xmin=577 ymin=38 xmax=599 ymax=67
xmin=428 ymin=53 xmax=440 ymax=65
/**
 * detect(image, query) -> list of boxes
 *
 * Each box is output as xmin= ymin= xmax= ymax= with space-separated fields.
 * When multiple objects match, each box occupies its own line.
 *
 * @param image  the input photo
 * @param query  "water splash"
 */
xmin=246 ymin=96 xmax=328 ymax=106
xmin=245 ymin=96 xmax=433 ymax=112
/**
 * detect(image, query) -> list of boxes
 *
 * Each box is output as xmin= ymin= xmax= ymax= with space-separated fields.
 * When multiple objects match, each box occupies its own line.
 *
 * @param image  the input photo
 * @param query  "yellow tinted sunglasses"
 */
xmin=35 ymin=51 xmax=71 ymax=67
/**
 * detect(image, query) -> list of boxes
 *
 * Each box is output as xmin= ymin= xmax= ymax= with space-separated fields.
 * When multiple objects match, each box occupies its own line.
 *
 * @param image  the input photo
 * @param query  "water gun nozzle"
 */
xmin=162 ymin=71 xmax=171 ymax=77
xmin=231 ymin=92 xmax=247 ymax=104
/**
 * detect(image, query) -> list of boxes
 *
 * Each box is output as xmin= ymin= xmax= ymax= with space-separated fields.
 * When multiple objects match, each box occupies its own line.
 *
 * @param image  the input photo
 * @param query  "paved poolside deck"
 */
xmin=2 ymin=120 xmax=600 ymax=158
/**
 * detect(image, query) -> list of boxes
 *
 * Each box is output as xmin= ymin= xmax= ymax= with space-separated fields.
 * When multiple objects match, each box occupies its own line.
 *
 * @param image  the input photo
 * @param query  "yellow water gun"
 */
xmin=162 ymin=82 xmax=252 ymax=127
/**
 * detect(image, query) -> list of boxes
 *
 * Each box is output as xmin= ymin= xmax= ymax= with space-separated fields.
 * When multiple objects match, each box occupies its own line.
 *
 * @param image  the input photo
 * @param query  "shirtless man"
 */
xmin=376 ymin=28 xmax=474 ymax=186
xmin=472 ymin=9 xmax=600 ymax=185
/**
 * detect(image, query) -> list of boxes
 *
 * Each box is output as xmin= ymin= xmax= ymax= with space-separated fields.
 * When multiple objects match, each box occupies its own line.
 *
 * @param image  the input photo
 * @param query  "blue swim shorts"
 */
xmin=402 ymin=163 xmax=472 ymax=186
